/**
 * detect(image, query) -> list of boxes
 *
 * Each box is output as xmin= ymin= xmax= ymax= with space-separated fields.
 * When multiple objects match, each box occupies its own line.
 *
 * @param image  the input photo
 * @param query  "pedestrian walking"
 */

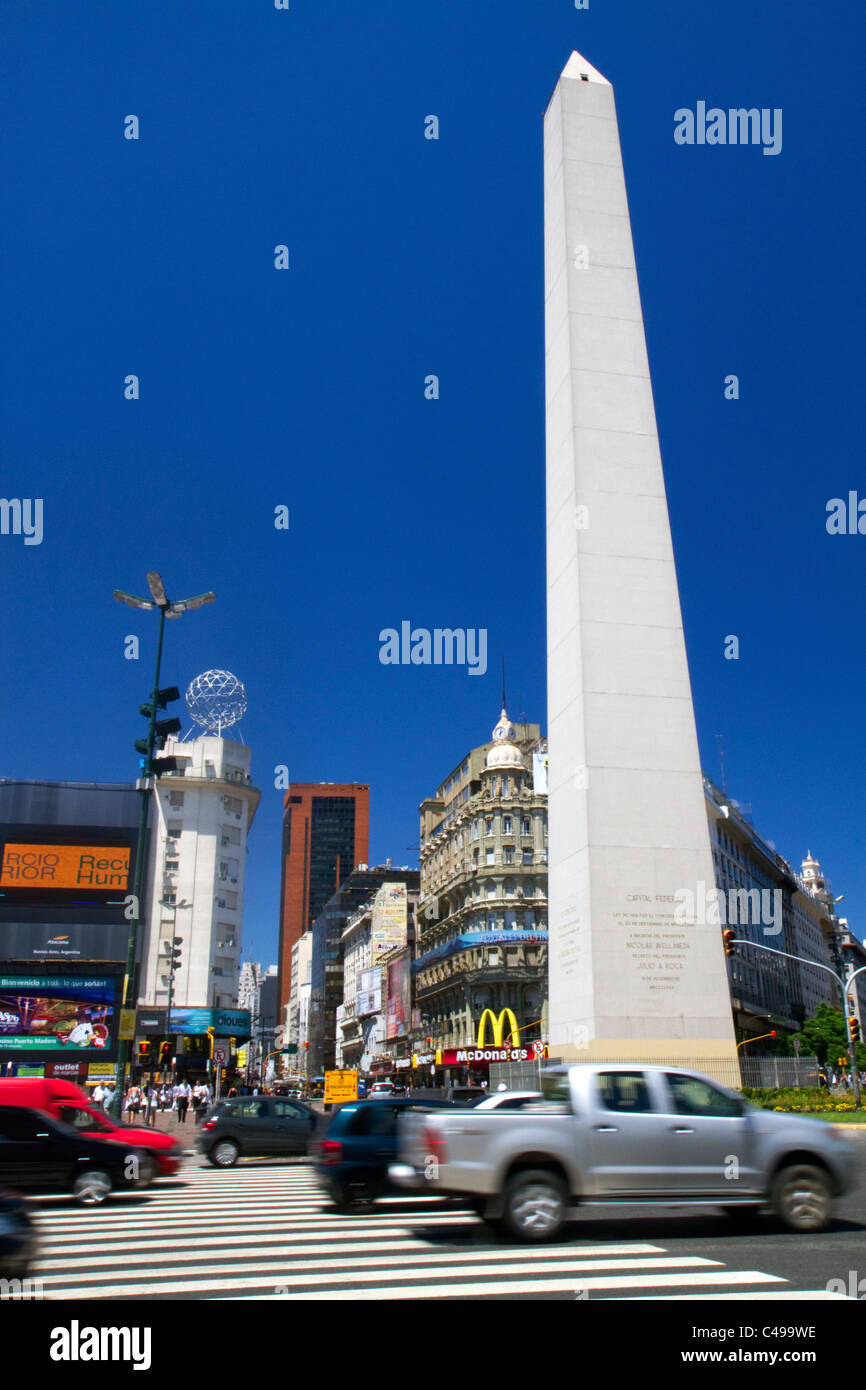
xmin=125 ymin=1085 xmax=142 ymax=1123
xmin=174 ymin=1080 xmax=191 ymax=1123
xmin=102 ymin=1083 xmax=115 ymax=1113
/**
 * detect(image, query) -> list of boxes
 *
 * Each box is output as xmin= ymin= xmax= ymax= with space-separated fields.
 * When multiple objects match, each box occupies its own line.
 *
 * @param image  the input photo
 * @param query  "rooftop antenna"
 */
xmin=501 ymin=656 xmax=506 ymax=711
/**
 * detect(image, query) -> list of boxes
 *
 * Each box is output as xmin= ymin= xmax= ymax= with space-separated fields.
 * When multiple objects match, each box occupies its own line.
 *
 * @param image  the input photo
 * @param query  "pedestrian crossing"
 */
xmin=27 ymin=1160 xmax=849 ymax=1300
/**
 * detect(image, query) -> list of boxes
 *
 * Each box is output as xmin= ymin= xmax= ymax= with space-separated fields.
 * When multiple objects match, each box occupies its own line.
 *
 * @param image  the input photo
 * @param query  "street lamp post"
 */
xmin=109 ymin=573 xmax=215 ymax=1120
xmin=726 ymin=939 xmax=866 ymax=1107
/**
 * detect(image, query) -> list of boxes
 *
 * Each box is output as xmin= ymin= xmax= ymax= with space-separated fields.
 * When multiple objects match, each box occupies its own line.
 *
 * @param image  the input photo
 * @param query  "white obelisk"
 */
xmin=544 ymin=53 xmax=738 ymax=1078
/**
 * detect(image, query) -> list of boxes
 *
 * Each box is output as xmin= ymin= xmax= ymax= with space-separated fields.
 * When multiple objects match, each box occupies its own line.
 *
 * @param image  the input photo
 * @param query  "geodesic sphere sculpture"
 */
xmin=185 ymin=669 xmax=247 ymax=733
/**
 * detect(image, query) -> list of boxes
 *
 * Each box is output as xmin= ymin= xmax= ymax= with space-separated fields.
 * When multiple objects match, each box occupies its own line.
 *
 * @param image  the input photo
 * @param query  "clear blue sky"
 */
xmin=2 ymin=1 xmax=864 ymax=969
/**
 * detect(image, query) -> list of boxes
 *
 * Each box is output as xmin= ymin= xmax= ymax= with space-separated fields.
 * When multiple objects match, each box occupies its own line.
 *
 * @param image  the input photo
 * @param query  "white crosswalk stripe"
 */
xmin=26 ymin=1159 xmax=810 ymax=1301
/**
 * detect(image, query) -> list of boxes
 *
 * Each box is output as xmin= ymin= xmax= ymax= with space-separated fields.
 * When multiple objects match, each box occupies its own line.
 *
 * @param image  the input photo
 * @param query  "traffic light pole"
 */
xmin=110 ymin=606 xmax=167 ymax=1121
xmin=726 ymin=939 xmax=866 ymax=1107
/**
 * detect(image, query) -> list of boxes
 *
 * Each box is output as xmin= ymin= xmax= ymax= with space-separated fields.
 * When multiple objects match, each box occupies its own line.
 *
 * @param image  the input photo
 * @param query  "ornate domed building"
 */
xmin=414 ymin=706 xmax=549 ymax=1073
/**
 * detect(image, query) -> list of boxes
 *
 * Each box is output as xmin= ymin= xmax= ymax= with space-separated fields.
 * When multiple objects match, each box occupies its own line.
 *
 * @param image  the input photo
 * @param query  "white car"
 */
xmin=368 ymin=1082 xmax=395 ymax=1100
xmin=473 ymin=1090 xmax=541 ymax=1110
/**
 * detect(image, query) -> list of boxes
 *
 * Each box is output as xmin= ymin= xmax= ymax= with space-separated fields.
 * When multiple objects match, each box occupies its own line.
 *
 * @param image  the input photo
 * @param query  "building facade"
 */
xmin=308 ymin=864 xmax=418 ymax=1075
xmin=139 ymin=733 xmax=261 ymax=1012
xmin=414 ymin=708 xmax=548 ymax=1051
xmin=277 ymin=783 xmax=369 ymax=1020
xmin=704 ymin=780 xmax=841 ymax=1035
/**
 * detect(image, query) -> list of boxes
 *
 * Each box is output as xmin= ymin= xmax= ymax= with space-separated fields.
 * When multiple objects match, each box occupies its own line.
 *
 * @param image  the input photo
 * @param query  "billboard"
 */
xmin=0 ymin=970 xmax=122 ymax=1062
xmin=0 ymin=813 xmax=140 ymax=963
xmin=355 ymin=966 xmax=381 ymax=1017
xmin=168 ymin=1007 xmax=252 ymax=1038
xmin=0 ymin=844 xmax=130 ymax=891
xmin=386 ymin=952 xmax=411 ymax=1040
xmin=371 ymin=882 xmax=408 ymax=961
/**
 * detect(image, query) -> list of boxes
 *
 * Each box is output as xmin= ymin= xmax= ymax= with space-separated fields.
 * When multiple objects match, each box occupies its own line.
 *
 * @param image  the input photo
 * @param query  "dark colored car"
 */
xmin=198 ymin=1095 xmax=318 ymax=1167
xmin=313 ymin=1099 xmax=458 ymax=1209
xmin=0 ymin=1190 xmax=37 ymax=1277
xmin=0 ymin=1105 xmax=154 ymax=1206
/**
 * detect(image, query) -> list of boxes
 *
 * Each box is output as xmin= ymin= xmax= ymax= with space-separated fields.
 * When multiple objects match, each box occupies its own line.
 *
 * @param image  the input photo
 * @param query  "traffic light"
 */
xmin=229 ymin=1037 xmax=237 ymax=1052
xmin=425 ymin=1037 xmax=432 ymax=1048
xmin=206 ymin=1026 xmax=215 ymax=1058
xmin=136 ymin=686 xmax=182 ymax=775
xmin=850 ymin=1016 xmax=861 ymax=1043
xmin=723 ymin=930 xmax=736 ymax=957
xmin=159 ymin=1041 xmax=172 ymax=1063
xmin=137 ymin=1041 xmax=152 ymax=1063
xmin=171 ymin=937 xmax=183 ymax=969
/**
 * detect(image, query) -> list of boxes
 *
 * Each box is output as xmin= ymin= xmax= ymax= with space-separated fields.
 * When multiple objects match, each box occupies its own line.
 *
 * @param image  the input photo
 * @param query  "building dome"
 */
xmin=485 ymin=708 xmax=526 ymax=771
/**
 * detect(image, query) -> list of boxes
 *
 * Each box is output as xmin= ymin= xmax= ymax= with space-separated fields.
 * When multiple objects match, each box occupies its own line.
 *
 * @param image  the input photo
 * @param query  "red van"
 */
xmin=0 ymin=1079 xmax=182 ymax=1177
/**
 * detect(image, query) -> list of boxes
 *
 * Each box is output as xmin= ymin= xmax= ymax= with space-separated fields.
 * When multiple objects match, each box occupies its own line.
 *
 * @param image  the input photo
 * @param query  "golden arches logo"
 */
xmin=476 ymin=1008 xmax=519 ymax=1048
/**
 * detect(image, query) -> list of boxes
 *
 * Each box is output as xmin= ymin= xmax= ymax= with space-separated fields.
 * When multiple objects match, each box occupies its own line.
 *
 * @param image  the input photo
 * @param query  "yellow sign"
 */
xmin=88 ymin=1062 xmax=118 ymax=1077
xmin=119 ymin=1010 xmax=137 ymax=1041
xmin=237 ymin=1048 xmax=247 ymax=1066
xmin=477 ymin=1008 xmax=520 ymax=1047
xmin=0 ymin=843 xmax=130 ymax=890
xmin=323 ymin=1070 xmax=358 ymax=1104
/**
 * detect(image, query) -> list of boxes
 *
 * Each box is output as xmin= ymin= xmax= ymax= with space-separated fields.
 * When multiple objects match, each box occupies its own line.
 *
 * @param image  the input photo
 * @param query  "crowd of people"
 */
xmin=110 ymin=1081 xmax=215 ymax=1125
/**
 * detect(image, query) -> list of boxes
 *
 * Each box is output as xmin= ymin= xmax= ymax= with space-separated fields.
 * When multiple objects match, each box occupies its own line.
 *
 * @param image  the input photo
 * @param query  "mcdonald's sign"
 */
xmin=476 ymin=1008 xmax=520 ymax=1048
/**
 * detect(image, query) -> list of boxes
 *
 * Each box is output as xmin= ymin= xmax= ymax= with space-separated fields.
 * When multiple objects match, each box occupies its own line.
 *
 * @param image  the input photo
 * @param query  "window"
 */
xmin=58 ymin=1106 xmax=106 ymax=1133
xmin=274 ymin=1101 xmax=307 ymax=1120
xmin=485 ymin=819 xmax=494 ymax=837
xmin=231 ymin=1100 xmax=267 ymax=1119
xmin=486 ymin=849 xmax=495 ymax=866
xmin=522 ymin=850 xmax=533 ymax=865
xmin=664 ymin=1074 xmax=742 ymax=1119
xmin=595 ymin=1072 xmax=654 ymax=1114
xmin=502 ymin=816 xmax=512 ymax=835
xmin=168 ymin=791 xmax=185 ymax=808
xmin=504 ymin=846 xmax=515 ymax=864
xmin=521 ymin=818 xmax=531 ymax=836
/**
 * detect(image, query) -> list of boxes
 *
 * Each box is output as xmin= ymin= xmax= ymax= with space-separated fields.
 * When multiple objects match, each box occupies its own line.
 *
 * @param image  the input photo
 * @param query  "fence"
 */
xmin=490 ymin=1055 xmax=824 ymax=1092
xmin=739 ymin=1055 xmax=821 ymax=1089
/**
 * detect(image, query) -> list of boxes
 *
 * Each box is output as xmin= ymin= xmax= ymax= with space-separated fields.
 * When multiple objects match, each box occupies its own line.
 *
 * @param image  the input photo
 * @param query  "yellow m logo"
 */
xmin=476 ymin=1008 xmax=519 ymax=1047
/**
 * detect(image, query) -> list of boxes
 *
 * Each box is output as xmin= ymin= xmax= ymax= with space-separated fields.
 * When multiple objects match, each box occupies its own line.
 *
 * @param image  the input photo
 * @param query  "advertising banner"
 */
xmin=386 ymin=952 xmax=411 ymax=1040
xmin=436 ymin=1042 xmax=548 ymax=1066
xmin=0 ymin=843 xmax=130 ymax=891
xmin=371 ymin=882 xmax=408 ymax=961
xmin=169 ymin=1007 xmax=251 ymax=1037
xmin=0 ymin=971 xmax=122 ymax=1062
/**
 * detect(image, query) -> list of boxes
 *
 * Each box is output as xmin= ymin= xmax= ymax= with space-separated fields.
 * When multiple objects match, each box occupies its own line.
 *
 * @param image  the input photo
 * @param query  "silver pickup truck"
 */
xmin=391 ymin=1063 xmax=857 ymax=1242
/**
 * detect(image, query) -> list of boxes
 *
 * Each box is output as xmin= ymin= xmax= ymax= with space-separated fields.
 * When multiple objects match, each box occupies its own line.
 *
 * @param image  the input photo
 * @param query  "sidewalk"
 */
xmin=120 ymin=1109 xmax=204 ymax=1145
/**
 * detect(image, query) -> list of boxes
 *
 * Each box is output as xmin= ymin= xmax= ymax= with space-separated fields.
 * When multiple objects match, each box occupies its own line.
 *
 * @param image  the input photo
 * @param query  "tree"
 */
xmin=794 ymin=1003 xmax=866 ymax=1069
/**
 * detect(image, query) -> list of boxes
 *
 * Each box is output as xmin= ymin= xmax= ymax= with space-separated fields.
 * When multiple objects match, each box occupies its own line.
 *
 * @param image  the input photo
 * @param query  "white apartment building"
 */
xmin=140 ymin=733 xmax=261 ymax=1011
xmin=287 ymin=930 xmax=313 ymax=1055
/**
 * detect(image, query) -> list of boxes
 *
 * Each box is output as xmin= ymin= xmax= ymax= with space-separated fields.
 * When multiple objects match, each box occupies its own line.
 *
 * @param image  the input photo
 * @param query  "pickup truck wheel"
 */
xmin=502 ymin=1169 xmax=567 ymax=1243
xmin=771 ymin=1164 xmax=832 ymax=1232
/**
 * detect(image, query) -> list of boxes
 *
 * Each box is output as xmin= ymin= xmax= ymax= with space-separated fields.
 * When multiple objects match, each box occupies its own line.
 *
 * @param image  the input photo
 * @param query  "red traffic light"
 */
xmin=723 ymin=930 xmax=736 ymax=957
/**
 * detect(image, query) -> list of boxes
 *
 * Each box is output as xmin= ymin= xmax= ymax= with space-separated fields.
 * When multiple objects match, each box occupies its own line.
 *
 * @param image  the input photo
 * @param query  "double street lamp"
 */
xmin=109 ymin=572 xmax=214 ymax=1120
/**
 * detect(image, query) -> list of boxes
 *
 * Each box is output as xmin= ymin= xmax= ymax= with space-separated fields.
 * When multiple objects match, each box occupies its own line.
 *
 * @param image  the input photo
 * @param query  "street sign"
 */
xmin=119 ymin=1010 xmax=137 ymax=1041
xmin=323 ymin=1070 xmax=358 ymax=1104
xmin=213 ymin=1043 xmax=230 ymax=1066
xmin=793 ymin=1037 xmax=801 ymax=1053
xmin=282 ymin=1044 xmax=298 ymax=1054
